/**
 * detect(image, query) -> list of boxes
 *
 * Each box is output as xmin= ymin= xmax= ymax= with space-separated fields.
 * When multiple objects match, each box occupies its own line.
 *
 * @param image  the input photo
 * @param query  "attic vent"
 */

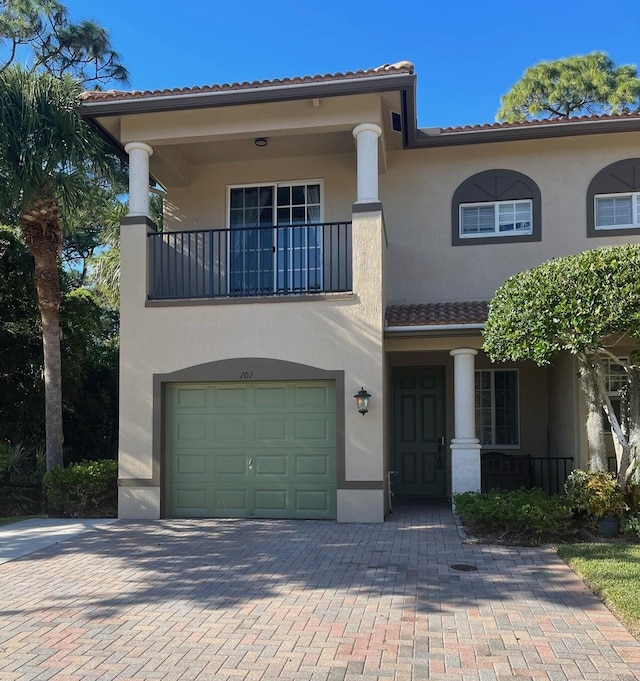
xmin=391 ymin=112 xmax=402 ymax=133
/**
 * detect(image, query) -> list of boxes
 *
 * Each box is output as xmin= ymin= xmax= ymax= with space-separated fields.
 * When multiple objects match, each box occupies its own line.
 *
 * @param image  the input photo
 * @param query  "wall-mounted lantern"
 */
xmin=354 ymin=387 xmax=371 ymax=415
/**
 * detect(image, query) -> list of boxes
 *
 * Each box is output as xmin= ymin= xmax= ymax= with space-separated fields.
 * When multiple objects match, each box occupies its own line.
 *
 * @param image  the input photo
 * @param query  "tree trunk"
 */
xmin=578 ymin=355 xmax=607 ymax=471
xmin=20 ymin=198 xmax=64 ymax=472
xmin=613 ymin=439 xmax=632 ymax=487
xmin=629 ymin=366 xmax=640 ymax=484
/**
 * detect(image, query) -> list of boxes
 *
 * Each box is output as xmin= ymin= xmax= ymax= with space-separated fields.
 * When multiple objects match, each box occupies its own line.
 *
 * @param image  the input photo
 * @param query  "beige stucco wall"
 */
xmin=117 ymin=96 xmax=640 ymax=519
xmin=381 ymin=132 xmax=640 ymax=304
xmin=119 ymin=209 xmax=386 ymax=522
xmin=547 ymin=354 xmax=581 ymax=465
xmin=388 ymin=349 xmax=548 ymax=485
xmin=164 ymin=154 xmax=355 ymax=230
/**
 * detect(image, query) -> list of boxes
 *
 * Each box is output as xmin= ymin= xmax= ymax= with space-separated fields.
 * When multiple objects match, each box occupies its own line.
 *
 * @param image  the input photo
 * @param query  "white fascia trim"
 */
xmin=386 ymin=323 xmax=485 ymax=333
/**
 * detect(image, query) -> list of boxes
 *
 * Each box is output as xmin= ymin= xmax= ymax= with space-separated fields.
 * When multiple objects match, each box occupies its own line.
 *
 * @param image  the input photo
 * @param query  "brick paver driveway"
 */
xmin=1 ymin=504 xmax=640 ymax=681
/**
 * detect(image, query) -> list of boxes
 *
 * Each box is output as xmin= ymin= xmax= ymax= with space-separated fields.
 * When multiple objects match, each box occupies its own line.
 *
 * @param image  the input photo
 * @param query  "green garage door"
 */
xmin=165 ymin=380 xmax=337 ymax=519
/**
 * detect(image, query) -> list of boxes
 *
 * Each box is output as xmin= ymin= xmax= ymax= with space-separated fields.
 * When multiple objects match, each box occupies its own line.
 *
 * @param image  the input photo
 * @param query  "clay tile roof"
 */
xmin=80 ymin=61 xmax=415 ymax=104
xmin=438 ymin=110 xmax=640 ymax=134
xmin=385 ymin=301 xmax=489 ymax=327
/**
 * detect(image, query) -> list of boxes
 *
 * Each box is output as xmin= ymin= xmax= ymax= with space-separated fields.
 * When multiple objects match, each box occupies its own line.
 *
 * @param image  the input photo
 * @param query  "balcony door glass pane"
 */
xmin=276 ymin=183 xmax=323 ymax=292
xmin=229 ymin=186 xmax=274 ymax=294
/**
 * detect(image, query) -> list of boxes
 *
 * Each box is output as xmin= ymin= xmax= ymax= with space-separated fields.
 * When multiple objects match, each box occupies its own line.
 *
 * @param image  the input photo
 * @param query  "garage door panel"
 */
xmin=175 ymin=388 xmax=207 ymax=408
xmin=254 ymin=386 xmax=287 ymax=407
xmin=296 ymin=455 xmax=330 ymax=476
xmin=174 ymin=487 xmax=208 ymax=513
xmin=255 ymin=419 xmax=287 ymax=441
xmin=175 ymin=421 xmax=207 ymax=442
xmin=170 ymin=417 xmax=211 ymax=446
xmin=213 ymin=387 xmax=248 ymax=409
xmin=295 ymin=418 xmax=329 ymax=442
xmin=255 ymin=489 xmax=288 ymax=513
xmin=214 ymin=420 xmax=247 ymax=441
xmin=295 ymin=385 xmax=333 ymax=408
xmin=214 ymin=454 xmax=248 ymax=476
xmin=175 ymin=453 xmax=207 ymax=475
xmin=254 ymin=455 xmax=287 ymax=475
xmin=214 ymin=489 xmax=249 ymax=513
xmin=296 ymin=490 xmax=330 ymax=512
xmin=166 ymin=380 xmax=336 ymax=519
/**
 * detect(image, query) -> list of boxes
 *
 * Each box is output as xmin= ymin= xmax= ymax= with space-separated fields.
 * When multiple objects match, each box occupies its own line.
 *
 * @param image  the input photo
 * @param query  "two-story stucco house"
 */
xmin=80 ymin=61 xmax=640 ymax=523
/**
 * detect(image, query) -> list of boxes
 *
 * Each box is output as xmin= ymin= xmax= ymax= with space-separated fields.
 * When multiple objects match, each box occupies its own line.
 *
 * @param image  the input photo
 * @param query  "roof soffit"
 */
xmin=118 ymin=93 xmax=384 ymax=147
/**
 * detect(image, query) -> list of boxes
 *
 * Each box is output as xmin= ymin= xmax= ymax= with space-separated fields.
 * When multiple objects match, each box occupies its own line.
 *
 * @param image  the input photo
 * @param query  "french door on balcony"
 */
xmin=228 ymin=181 xmax=323 ymax=295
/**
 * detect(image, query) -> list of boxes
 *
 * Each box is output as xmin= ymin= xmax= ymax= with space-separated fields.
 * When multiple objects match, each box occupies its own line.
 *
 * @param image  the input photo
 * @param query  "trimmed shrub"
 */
xmin=622 ymin=514 xmax=640 ymax=537
xmin=564 ymin=469 xmax=593 ymax=514
xmin=565 ymin=469 xmax=628 ymax=520
xmin=43 ymin=459 xmax=117 ymax=517
xmin=453 ymin=488 xmax=573 ymax=543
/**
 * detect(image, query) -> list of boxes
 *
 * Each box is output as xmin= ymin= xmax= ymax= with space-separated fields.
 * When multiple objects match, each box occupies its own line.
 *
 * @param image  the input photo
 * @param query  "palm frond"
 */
xmin=0 ymin=65 xmax=113 ymax=221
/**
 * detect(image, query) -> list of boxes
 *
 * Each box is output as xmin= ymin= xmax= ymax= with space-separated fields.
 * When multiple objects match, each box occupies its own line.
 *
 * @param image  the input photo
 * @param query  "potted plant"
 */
xmin=582 ymin=472 xmax=628 ymax=537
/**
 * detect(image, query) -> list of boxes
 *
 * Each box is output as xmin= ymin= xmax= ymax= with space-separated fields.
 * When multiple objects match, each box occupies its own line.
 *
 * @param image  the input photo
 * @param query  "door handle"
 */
xmin=248 ymin=458 xmax=254 ymax=470
xmin=436 ymin=437 xmax=445 ymax=469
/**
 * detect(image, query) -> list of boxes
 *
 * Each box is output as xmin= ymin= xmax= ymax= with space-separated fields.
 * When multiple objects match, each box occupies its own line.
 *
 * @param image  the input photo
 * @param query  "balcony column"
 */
xmin=352 ymin=123 xmax=382 ymax=203
xmin=449 ymin=348 xmax=481 ymax=495
xmin=124 ymin=142 xmax=154 ymax=217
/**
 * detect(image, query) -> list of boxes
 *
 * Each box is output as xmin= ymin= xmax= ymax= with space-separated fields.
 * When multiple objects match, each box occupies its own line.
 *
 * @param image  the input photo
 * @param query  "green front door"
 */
xmin=393 ymin=367 xmax=446 ymax=499
xmin=165 ymin=380 xmax=336 ymax=519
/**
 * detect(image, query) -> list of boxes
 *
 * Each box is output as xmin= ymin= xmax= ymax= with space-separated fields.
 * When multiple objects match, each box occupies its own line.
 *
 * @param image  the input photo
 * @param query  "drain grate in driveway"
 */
xmin=450 ymin=563 xmax=478 ymax=572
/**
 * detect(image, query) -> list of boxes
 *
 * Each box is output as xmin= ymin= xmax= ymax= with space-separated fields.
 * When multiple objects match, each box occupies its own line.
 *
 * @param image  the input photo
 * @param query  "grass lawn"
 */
xmin=0 ymin=516 xmax=39 ymax=528
xmin=557 ymin=542 xmax=640 ymax=638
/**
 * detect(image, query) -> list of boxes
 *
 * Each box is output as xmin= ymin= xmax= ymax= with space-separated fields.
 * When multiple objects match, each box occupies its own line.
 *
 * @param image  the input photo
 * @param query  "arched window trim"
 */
xmin=587 ymin=158 xmax=640 ymax=237
xmin=451 ymin=169 xmax=542 ymax=246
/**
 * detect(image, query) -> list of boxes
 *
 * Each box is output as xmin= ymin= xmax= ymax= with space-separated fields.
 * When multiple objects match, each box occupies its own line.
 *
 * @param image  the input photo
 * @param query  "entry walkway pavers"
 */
xmin=0 ymin=505 xmax=639 ymax=680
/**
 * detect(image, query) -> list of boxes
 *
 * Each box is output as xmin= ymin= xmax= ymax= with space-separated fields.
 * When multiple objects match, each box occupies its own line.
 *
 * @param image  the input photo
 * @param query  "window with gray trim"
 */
xmin=587 ymin=159 xmax=640 ymax=237
xmin=452 ymin=169 xmax=541 ymax=246
xmin=475 ymin=369 xmax=519 ymax=447
xmin=601 ymin=357 xmax=627 ymax=433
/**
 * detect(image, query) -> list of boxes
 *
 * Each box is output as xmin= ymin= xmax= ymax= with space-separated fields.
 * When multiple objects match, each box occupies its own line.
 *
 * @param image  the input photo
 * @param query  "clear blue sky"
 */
xmin=65 ymin=0 xmax=640 ymax=128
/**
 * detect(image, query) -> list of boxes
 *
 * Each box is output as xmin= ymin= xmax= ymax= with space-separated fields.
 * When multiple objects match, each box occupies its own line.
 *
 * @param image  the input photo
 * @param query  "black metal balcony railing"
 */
xmin=148 ymin=222 xmax=352 ymax=300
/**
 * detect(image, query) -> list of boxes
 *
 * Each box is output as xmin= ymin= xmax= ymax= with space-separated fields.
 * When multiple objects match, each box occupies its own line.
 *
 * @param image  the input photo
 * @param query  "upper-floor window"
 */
xmin=595 ymin=193 xmax=640 ymax=230
xmin=452 ymin=169 xmax=541 ymax=246
xmin=588 ymin=159 xmax=640 ymax=237
xmin=460 ymin=199 xmax=533 ymax=239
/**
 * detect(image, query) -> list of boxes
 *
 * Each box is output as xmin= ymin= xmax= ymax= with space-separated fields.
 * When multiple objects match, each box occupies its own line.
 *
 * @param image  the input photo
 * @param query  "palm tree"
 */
xmin=0 ymin=65 xmax=113 ymax=471
xmin=87 ymin=193 xmax=163 ymax=309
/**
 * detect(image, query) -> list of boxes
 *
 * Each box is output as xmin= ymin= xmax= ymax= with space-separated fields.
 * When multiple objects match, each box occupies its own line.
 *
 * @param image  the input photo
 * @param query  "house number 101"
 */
xmin=239 ymin=371 xmax=253 ymax=379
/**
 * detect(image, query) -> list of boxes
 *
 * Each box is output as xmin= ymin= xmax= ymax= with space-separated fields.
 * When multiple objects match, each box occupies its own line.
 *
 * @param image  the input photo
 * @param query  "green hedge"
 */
xmin=43 ymin=459 xmax=117 ymax=517
xmin=453 ymin=488 xmax=573 ymax=543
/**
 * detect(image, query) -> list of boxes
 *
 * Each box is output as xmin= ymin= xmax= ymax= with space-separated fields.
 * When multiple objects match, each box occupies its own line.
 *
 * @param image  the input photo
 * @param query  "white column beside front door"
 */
xmin=450 ymin=348 xmax=481 ymax=494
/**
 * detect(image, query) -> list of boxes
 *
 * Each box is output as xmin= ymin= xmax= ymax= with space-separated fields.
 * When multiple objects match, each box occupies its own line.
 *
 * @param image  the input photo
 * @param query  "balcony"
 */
xmin=148 ymin=222 xmax=352 ymax=301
